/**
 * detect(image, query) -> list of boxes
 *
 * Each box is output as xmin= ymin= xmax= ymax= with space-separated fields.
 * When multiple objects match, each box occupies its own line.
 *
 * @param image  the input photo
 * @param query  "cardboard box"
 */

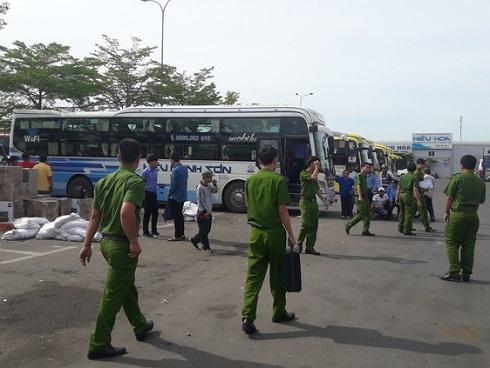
xmin=70 ymin=198 xmax=93 ymax=220
xmin=39 ymin=197 xmax=72 ymax=216
xmin=21 ymin=169 xmax=39 ymax=199
xmin=0 ymin=183 xmax=18 ymax=201
xmin=24 ymin=199 xmax=59 ymax=221
xmin=0 ymin=201 xmax=24 ymax=223
xmin=0 ymin=166 xmax=23 ymax=186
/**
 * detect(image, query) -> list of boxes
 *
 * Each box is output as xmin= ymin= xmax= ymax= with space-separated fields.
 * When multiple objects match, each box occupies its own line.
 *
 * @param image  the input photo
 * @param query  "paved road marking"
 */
xmin=0 ymin=249 xmax=42 ymax=255
xmin=0 ymin=246 xmax=77 ymax=265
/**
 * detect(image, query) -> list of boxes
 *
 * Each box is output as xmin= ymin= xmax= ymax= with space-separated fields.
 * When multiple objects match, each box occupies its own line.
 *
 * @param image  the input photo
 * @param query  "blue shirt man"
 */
xmin=336 ymin=175 xmax=355 ymax=197
xmin=366 ymin=173 xmax=380 ymax=191
xmin=168 ymin=152 xmax=188 ymax=240
xmin=141 ymin=166 xmax=158 ymax=192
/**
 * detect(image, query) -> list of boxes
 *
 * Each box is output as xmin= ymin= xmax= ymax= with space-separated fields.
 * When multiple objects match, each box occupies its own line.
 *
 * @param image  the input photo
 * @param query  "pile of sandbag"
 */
xmin=1 ymin=217 xmax=49 ymax=240
xmin=1 ymin=213 xmax=101 ymax=242
xmin=37 ymin=213 xmax=102 ymax=242
xmin=183 ymin=201 xmax=198 ymax=222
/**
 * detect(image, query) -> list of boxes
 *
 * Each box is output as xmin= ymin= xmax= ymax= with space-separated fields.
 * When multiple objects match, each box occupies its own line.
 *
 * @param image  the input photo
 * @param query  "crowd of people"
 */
xmin=65 ymin=137 xmax=485 ymax=359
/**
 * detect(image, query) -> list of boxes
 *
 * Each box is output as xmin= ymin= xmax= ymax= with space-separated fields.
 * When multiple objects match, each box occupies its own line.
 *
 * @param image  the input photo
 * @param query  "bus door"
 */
xmin=282 ymin=136 xmax=309 ymax=204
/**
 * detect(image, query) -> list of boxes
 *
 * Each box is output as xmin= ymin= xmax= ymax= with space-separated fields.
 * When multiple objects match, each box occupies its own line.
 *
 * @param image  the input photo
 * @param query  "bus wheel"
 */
xmin=223 ymin=182 xmax=246 ymax=213
xmin=67 ymin=176 xmax=93 ymax=198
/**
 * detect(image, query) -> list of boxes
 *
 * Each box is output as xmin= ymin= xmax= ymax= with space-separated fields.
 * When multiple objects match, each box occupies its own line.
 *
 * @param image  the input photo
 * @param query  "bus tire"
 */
xmin=223 ymin=181 xmax=246 ymax=213
xmin=67 ymin=176 xmax=94 ymax=198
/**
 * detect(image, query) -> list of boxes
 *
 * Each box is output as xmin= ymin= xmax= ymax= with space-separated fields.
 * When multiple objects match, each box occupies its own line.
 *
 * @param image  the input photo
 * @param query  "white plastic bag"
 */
xmin=59 ymin=220 xmax=89 ymax=231
xmin=14 ymin=217 xmax=49 ymax=229
xmin=36 ymin=222 xmax=58 ymax=239
xmin=66 ymin=234 xmax=85 ymax=242
xmin=182 ymin=201 xmax=198 ymax=222
xmin=1 ymin=228 xmax=39 ymax=240
xmin=64 ymin=227 xmax=87 ymax=237
xmin=93 ymin=232 xmax=102 ymax=242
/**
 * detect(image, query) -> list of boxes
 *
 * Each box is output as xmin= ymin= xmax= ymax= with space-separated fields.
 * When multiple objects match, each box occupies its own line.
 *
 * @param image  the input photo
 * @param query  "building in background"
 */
xmin=381 ymin=133 xmax=490 ymax=178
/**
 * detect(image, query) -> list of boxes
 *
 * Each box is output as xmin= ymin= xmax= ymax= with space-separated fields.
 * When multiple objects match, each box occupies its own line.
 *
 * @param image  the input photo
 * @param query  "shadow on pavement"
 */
xmin=251 ymin=321 xmax=482 ymax=356
xmin=112 ymin=332 xmax=283 ymax=368
xmin=319 ymin=253 xmax=427 ymax=264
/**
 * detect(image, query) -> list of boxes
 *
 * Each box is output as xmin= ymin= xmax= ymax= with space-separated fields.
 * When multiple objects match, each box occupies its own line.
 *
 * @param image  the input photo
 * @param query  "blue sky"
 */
xmin=2 ymin=0 xmax=490 ymax=141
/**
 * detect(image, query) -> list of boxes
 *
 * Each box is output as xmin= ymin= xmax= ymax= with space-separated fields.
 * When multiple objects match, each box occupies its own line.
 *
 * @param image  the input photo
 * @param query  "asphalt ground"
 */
xmin=1 ymin=180 xmax=490 ymax=368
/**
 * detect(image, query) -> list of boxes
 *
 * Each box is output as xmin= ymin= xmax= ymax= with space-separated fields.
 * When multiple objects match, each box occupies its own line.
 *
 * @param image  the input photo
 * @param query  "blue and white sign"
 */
xmin=412 ymin=133 xmax=453 ymax=150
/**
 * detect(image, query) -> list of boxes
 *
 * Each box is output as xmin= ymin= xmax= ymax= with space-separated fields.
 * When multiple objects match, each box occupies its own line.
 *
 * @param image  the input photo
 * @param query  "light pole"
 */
xmin=141 ymin=0 xmax=172 ymax=64
xmin=295 ymin=92 xmax=314 ymax=107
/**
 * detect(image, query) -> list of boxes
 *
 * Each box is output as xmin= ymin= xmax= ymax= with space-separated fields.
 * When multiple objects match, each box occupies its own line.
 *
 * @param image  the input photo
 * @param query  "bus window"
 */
xmin=164 ymin=143 xmax=219 ymax=160
xmin=221 ymin=144 xmax=256 ymax=161
xmin=280 ymin=117 xmax=309 ymax=135
xmin=222 ymin=118 xmax=280 ymax=133
xmin=13 ymin=118 xmax=61 ymax=155
xmin=166 ymin=118 xmax=219 ymax=133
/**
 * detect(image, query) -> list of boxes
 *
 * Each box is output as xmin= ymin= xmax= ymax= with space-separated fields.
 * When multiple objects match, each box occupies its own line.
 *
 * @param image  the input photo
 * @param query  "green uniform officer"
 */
xmin=241 ymin=146 xmax=297 ymax=335
xmin=396 ymin=162 xmax=423 ymax=235
xmin=298 ymin=156 xmax=329 ymax=255
xmin=79 ymin=139 xmax=153 ymax=360
xmin=415 ymin=158 xmax=436 ymax=232
xmin=440 ymin=155 xmax=486 ymax=282
xmin=345 ymin=162 xmax=375 ymax=236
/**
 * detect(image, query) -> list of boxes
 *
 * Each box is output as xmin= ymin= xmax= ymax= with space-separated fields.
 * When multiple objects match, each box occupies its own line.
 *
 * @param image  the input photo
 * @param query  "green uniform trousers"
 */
xmin=242 ymin=226 xmax=287 ymax=322
xmin=398 ymin=193 xmax=415 ymax=234
xmin=298 ymin=198 xmax=319 ymax=250
xmin=347 ymin=199 xmax=370 ymax=233
xmin=416 ymin=193 xmax=430 ymax=229
xmin=89 ymin=239 xmax=148 ymax=353
xmin=445 ymin=211 xmax=480 ymax=275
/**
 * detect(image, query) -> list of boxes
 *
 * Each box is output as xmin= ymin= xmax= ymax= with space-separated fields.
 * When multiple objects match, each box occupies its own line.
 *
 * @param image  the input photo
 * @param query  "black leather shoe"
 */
xmin=272 ymin=311 xmax=296 ymax=323
xmin=87 ymin=346 xmax=127 ymax=360
xmin=345 ymin=224 xmax=351 ymax=235
xmin=362 ymin=231 xmax=375 ymax=236
xmin=404 ymin=232 xmax=416 ymax=236
xmin=143 ymin=233 xmax=154 ymax=238
xmin=398 ymin=228 xmax=404 ymax=234
xmin=135 ymin=320 xmax=154 ymax=342
xmin=242 ymin=319 xmax=257 ymax=335
xmin=462 ymin=274 xmax=471 ymax=282
xmin=151 ymin=231 xmax=160 ymax=236
xmin=439 ymin=272 xmax=461 ymax=282
xmin=425 ymin=227 xmax=437 ymax=233
xmin=305 ymin=248 xmax=320 ymax=255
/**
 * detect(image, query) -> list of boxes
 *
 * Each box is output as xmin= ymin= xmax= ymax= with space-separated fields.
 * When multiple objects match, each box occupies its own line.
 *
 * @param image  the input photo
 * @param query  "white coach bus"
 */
xmin=10 ymin=106 xmax=336 ymax=212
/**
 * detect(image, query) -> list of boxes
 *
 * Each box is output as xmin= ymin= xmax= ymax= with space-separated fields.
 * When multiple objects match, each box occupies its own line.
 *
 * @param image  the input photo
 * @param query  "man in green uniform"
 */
xmin=440 ymin=155 xmax=486 ymax=282
xmin=396 ymin=162 xmax=422 ymax=235
xmin=298 ymin=156 xmax=329 ymax=255
xmin=79 ymin=138 xmax=153 ymax=360
xmin=242 ymin=146 xmax=297 ymax=335
xmin=345 ymin=162 xmax=375 ymax=236
xmin=415 ymin=158 xmax=436 ymax=232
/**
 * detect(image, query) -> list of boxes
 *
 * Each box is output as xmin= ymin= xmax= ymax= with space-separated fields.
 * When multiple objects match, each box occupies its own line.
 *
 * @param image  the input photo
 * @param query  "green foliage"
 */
xmin=0 ymin=2 xmax=8 ymax=30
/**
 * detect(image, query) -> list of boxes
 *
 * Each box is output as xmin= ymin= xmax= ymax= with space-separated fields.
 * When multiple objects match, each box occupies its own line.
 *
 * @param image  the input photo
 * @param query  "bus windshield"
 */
xmin=313 ymin=131 xmax=332 ymax=175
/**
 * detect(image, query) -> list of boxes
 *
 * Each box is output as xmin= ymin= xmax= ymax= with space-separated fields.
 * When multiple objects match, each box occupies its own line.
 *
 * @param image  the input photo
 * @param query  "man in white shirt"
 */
xmin=371 ymin=187 xmax=392 ymax=220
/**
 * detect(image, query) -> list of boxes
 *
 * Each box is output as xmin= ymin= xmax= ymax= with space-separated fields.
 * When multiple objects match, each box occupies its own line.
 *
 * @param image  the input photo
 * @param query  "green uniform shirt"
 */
xmin=415 ymin=169 xmax=424 ymax=182
xmin=300 ymin=169 xmax=319 ymax=200
xmin=399 ymin=172 xmax=419 ymax=193
xmin=444 ymin=172 xmax=486 ymax=212
xmin=354 ymin=174 xmax=367 ymax=199
xmin=93 ymin=168 xmax=145 ymax=237
xmin=246 ymin=169 xmax=291 ymax=229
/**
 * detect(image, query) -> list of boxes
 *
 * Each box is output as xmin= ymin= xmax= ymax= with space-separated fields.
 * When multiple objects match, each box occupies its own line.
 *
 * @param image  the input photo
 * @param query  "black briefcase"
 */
xmin=284 ymin=246 xmax=302 ymax=292
xmin=162 ymin=201 xmax=174 ymax=222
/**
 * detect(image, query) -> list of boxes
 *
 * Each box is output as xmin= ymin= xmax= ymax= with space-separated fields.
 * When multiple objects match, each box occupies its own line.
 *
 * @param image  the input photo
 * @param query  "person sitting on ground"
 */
xmin=371 ymin=187 xmax=392 ymax=220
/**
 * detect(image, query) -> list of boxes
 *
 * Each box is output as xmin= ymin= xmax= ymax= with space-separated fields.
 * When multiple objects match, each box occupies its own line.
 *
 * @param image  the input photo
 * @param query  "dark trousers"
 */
xmin=367 ymin=189 xmax=374 ymax=205
xmin=424 ymin=195 xmax=435 ymax=220
xmin=169 ymin=199 xmax=185 ymax=238
xmin=340 ymin=195 xmax=353 ymax=217
xmin=191 ymin=216 xmax=212 ymax=248
xmin=143 ymin=191 xmax=158 ymax=235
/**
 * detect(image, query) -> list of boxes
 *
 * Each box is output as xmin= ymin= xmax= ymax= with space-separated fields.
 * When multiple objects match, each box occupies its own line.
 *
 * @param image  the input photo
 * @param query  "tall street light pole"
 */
xmin=295 ymin=92 xmax=314 ymax=107
xmin=141 ymin=0 xmax=172 ymax=65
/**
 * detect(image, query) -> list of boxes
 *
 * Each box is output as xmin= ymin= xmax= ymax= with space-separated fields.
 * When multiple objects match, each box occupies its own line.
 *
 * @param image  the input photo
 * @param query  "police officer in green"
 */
xmin=396 ymin=162 xmax=423 ymax=235
xmin=345 ymin=162 xmax=375 ymax=236
xmin=440 ymin=155 xmax=486 ymax=282
xmin=242 ymin=146 xmax=297 ymax=335
xmin=415 ymin=158 xmax=437 ymax=232
xmin=298 ymin=156 xmax=329 ymax=255
xmin=79 ymin=139 xmax=153 ymax=360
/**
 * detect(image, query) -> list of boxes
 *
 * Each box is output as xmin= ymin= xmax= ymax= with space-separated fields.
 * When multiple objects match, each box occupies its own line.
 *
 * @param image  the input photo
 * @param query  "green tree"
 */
xmin=222 ymin=90 xmax=240 ymax=105
xmin=92 ymin=35 xmax=157 ymax=109
xmin=0 ymin=41 xmax=102 ymax=109
xmin=0 ymin=2 xmax=8 ymax=30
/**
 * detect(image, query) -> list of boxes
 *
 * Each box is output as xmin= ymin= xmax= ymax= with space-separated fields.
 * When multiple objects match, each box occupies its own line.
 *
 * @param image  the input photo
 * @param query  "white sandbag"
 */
xmin=36 ymin=222 xmax=58 ymax=239
xmin=59 ymin=219 xmax=89 ymax=231
xmin=93 ymin=232 xmax=102 ymax=242
xmin=64 ymin=227 xmax=87 ymax=237
xmin=183 ymin=201 xmax=198 ymax=222
xmin=14 ymin=217 xmax=49 ymax=229
xmin=53 ymin=213 xmax=81 ymax=230
xmin=66 ymin=234 xmax=85 ymax=242
xmin=1 ymin=228 xmax=39 ymax=241
xmin=54 ymin=234 xmax=66 ymax=240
